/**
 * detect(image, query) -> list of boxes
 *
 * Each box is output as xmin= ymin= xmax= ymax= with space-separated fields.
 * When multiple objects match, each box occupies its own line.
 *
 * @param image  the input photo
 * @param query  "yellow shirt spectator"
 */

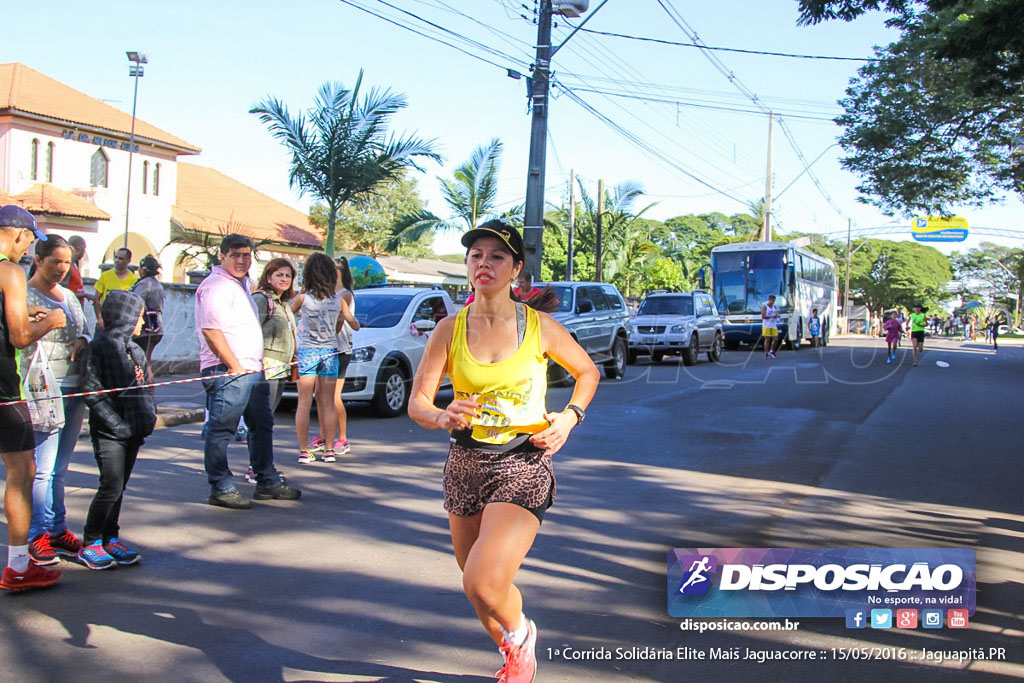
xmin=94 ymin=268 xmax=138 ymax=304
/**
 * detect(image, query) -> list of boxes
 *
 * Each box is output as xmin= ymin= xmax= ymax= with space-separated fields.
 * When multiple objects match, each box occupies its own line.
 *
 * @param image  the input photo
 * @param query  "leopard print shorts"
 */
xmin=443 ymin=443 xmax=555 ymax=518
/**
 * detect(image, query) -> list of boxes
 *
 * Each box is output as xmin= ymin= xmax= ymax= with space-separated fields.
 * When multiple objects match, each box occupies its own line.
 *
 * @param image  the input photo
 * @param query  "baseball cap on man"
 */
xmin=460 ymin=219 xmax=523 ymax=258
xmin=0 ymin=205 xmax=47 ymax=241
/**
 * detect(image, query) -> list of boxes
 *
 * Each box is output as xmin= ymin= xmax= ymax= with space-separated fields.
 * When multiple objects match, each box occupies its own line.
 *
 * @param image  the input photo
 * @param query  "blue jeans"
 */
xmin=202 ymin=366 xmax=280 ymax=493
xmin=30 ymin=388 xmax=87 ymax=540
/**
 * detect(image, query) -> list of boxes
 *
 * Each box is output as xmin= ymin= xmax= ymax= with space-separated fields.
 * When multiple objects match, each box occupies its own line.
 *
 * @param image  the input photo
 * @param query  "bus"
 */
xmin=709 ymin=241 xmax=837 ymax=349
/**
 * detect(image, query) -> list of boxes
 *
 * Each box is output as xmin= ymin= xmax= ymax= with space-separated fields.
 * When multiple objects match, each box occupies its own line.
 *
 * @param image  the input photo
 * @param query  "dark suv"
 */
xmin=540 ymin=281 xmax=630 ymax=384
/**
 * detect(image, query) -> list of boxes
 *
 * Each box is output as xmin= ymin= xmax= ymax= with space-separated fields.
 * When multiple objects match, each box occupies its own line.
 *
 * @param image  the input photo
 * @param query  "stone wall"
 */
xmin=84 ymin=278 xmax=201 ymax=375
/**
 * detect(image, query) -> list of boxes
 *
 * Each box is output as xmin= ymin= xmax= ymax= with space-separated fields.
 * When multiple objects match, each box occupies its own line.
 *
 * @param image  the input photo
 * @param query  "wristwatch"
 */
xmin=565 ymin=404 xmax=586 ymax=425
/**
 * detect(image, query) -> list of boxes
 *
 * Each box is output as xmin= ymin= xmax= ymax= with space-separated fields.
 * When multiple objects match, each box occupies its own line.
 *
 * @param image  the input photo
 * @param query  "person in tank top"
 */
xmin=409 ymin=220 xmax=600 ymax=682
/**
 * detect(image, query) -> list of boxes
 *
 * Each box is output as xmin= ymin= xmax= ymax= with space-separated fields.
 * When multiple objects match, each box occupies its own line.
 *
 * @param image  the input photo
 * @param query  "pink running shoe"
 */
xmin=333 ymin=439 xmax=350 ymax=456
xmin=496 ymin=619 xmax=537 ymax=682
xmin=309 ymin=436 xmax=326 ymax=454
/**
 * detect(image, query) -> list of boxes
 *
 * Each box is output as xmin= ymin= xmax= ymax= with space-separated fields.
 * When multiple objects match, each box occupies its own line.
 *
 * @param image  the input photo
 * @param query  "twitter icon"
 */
xmin=870 ymin=609 xmax=893 ymax=629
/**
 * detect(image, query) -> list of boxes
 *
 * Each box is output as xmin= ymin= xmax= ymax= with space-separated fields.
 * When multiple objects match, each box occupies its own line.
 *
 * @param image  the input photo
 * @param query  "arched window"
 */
xmin=153 ymin=163 xmax=160 ymax=196
xmin=30 ymin=138 xmax=39 ymax=180
xmin=142 ymin=160 xmax=149 ymax=194
xmin=90 ymin=148 xmax=108 ymax=187
xmin=46 ymin=142 xmax=54 ymax=182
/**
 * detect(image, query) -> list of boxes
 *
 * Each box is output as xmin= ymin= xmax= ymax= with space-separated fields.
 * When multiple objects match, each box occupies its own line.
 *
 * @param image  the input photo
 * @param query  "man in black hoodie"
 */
xmin=77 ymin=290 xmax=156 ymax=569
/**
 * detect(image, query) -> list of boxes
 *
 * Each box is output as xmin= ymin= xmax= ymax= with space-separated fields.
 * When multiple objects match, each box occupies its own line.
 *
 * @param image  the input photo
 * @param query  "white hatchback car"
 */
xmin=284 ymin=286 xmax=457 ymax=417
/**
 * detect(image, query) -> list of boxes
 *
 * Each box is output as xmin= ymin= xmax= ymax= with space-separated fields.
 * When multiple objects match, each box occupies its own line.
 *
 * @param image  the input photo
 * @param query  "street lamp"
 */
xmin=123 ymin=51 xmax=148 ymax=249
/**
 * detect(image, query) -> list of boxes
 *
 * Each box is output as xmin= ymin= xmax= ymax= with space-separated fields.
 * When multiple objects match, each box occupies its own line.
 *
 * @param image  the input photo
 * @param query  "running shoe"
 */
xmin=77 ymin=541 xmax=115 ymax=570
xmin=245 ymin=466 xmax=258 ymax=484
xmin=769 ymin=351 xmax=778 ymax=359
xmin=104 ymin=539 xmax=141 ymax=566
xmin=887 ymin=356 xmax=892 ymax=364
xmin=497 ymin=619 xmax=537 ymax=683
xmin=29 ymin=533 xmax=59 ymax=566
xmin=333 ymin=439 xmax=350 ymax=456
xmin=252 ymin=482 xmax=302 ymax=500
xmin=322 ymin=449 xmax=336 ymax=463
xmin=309 ymin=436 xmax=327 ymax=454
xmin=298 ymin=450 xmax=316 ymax=464
xmin=0 ymin=563 xmax=61 ymax=591
xmin=48 ymin=529 xmax=83 ymax=557
xmin=235 ymin=425 xmax=249 ymax=442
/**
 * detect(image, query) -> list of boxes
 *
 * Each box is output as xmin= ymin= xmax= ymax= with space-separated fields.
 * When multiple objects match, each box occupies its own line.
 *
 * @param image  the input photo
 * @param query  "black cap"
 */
xmin=0 ymin=205 xmax=47 ymax=241
xmin=460 ymin=220 xmax=523 ymax=257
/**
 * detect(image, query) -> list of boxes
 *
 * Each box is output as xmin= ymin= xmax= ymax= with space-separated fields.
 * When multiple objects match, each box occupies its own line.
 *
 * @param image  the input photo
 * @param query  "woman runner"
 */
xmin=409 ymin=220 xmax=600 ymax=682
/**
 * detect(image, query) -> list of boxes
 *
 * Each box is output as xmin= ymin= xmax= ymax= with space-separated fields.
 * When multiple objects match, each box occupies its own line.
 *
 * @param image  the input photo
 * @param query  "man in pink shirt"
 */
xmin=196 ymin=234 xmax=300 ymax=509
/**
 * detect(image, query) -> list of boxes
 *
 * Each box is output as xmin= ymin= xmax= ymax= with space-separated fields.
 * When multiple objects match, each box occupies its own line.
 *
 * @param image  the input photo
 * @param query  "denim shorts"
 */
xmin=297 ymin=347 xmax=339 ymax=377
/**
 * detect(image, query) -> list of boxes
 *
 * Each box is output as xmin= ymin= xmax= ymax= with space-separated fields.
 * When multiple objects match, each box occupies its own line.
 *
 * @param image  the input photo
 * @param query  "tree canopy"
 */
xmin=250 ymin=72 xmax=440 ymax=256
xmin=798 ymin=0 xmax=1024 ymax=214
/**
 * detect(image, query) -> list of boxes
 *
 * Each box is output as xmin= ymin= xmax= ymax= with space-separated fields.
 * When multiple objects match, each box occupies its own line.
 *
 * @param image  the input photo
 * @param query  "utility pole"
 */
xmin=595 ymin=178 xmax=604 ymax=281
xmin=523 ymin=0 xmax=553 ymax=280
xmin=762 ymin=110 xmax=774 ymax=242
xmin=844 ymin=217 xmax=852 ymax=332
xmin=567 ymin=168 xmax=576 ymax=281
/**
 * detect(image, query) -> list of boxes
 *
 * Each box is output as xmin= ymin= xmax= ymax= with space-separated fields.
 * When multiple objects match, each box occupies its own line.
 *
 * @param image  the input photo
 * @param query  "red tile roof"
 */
xmin=173 ymin=164 xmax=322 ymax=248
xmin=0 ymin=63 xmax=200 ymax=154
xmin=1 ymin=184 xmax=110 ymax=221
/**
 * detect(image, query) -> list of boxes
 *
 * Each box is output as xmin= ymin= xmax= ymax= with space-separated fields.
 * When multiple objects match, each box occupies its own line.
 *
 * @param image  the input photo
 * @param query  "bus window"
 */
xmin=711 ymin=252 xmax=748 ymax=314
xmin=748 ymin=250 xmax=787 ymax=310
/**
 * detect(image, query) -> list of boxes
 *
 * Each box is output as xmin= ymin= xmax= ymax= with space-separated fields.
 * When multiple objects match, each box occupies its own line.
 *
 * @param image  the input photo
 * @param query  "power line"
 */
xmin=554 ymin=80 xmax=751 ymax=207
xmin=564 ymin=86 xmax=839 ymax=122
xmin=578 ymin=27 xmax=878 ymax=62
xmin=656 ymin=0 xmax=848 ymax=220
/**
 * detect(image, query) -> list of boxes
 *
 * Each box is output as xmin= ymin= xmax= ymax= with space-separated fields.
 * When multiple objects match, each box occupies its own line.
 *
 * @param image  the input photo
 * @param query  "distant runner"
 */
xmin=808 ymin=308 xmax=821 ymax=354
xmin=909 ymin=303 xmax=927 ymax=367
xmin=761 ymin=294 xmax=780 ymax=359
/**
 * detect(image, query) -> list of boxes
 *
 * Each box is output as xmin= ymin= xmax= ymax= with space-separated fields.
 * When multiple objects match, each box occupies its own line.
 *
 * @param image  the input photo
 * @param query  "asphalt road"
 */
xmin=1 ymin=336 xmax=1021 ymax=682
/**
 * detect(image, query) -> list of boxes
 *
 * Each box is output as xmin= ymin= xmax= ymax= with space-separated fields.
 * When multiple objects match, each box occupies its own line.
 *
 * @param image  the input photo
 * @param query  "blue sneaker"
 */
xmin=887 ymin=356 xmax=892 ymax=364
xmin=235 ymin=425 xmax=249 ymax=442
xmin=77 ymin=541 xmax=115 ymax=570
xmin=104 ymin=539 xmax=140 ymax=566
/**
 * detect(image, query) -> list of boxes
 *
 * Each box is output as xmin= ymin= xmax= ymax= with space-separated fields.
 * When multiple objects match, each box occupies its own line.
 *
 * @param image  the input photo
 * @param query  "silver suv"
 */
xmin=541 ymin=282 xmax=630 ymax=385
xmin=628 ymin=291 xmax=723 ymax=365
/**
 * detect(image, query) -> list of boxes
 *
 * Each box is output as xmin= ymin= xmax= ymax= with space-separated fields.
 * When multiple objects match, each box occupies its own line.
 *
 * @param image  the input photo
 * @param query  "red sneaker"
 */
xmin=48 ymin=529 xmax=83 ymax=557
xmin=29 ymin=534 xmax=59 ymax=566
xmin=0 ymin=563 xmax=62 ymax=591
xmin=496 ymin=619 xmax=537 ymax=683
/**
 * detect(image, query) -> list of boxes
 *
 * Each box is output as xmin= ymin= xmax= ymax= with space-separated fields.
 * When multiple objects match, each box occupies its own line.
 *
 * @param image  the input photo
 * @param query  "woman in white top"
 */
xmin=290 ymin=253 xmax=358 ymax=463
xmin=330 ymin=256 xmax=356 ymax=456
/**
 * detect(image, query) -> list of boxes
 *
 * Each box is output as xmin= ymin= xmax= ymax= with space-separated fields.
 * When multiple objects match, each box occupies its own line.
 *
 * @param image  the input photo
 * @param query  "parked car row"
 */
xmin=283 ymin=282 xmax=724 ymax=417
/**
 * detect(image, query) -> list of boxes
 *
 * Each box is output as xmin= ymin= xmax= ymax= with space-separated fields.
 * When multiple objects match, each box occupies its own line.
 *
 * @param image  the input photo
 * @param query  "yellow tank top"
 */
xmin=448 ymin=304 xmax=549 ymax=446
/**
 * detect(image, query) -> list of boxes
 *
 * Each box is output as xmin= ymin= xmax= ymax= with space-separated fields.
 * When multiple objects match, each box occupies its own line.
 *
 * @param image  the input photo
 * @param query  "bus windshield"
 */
xmin=712 ymin=249 xmax=789 ymax=314
xmin=638 ymin=295 xmax=693 ymax=316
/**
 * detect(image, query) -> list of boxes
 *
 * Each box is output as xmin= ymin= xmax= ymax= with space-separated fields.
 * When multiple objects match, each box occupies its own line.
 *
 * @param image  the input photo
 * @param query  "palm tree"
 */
xmin=388 ymin=139 xmax=504 ymax=250
xmin=578 ymin=179 xmax=658 ymax=287
xmin=250 ymin=71 xmax=441 ymax=256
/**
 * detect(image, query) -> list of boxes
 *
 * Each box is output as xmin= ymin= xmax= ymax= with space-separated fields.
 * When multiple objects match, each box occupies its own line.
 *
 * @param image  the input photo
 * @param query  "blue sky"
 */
xmin=5 ymin=0 xmax=1020 ymax=254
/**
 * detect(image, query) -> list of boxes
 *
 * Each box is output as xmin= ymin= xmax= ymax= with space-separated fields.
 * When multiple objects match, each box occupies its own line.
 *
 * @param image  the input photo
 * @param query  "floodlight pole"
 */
xmin=123 ymin=52 xmax=147 ymax=249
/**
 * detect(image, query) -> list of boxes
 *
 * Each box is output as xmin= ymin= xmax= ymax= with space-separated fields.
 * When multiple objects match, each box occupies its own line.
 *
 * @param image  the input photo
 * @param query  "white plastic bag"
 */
xmin=23 ymin=345 xmax=65 ymax=432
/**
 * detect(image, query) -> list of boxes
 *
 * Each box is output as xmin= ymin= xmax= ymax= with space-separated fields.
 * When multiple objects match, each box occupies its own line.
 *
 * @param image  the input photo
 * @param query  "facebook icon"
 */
xmin=845 ymin=609 xmax=867 ymax=629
